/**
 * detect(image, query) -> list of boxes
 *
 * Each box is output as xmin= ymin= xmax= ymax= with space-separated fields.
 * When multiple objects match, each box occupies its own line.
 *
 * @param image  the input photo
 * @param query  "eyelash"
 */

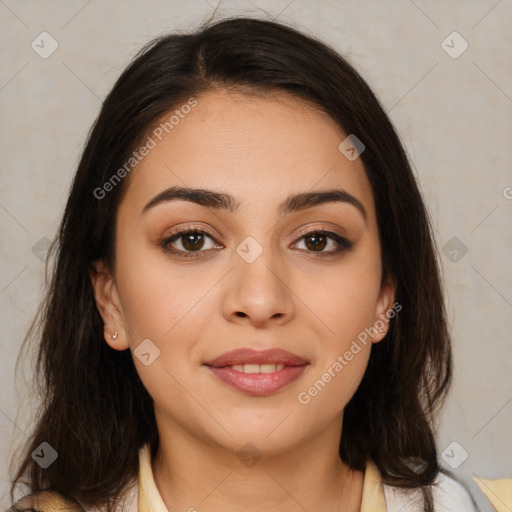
xmin=159 ymin=225 xmax=354 ymax=259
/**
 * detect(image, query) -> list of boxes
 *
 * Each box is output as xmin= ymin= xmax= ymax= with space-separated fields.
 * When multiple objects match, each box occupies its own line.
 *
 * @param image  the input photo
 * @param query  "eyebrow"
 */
xmin=141 ymin=185 xmax=367 ymax=223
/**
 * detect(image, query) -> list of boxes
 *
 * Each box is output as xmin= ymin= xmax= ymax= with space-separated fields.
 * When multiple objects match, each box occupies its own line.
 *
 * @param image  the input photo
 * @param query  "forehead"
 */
xmin=119 ymin=89 xmax=376 ymax=223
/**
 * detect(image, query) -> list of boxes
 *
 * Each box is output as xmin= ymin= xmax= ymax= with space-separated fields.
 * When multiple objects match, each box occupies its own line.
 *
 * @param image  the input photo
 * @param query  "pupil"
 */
xmin=184 ymin=233 xmax=203 ymax=251
xmin=306 ymin=234 xmax=326 ymax=251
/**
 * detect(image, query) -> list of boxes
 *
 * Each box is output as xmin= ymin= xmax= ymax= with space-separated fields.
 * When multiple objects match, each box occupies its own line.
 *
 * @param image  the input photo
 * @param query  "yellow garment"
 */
xmin=474 ymin=476 xmax=512 ymax=512
xmin=359 ymin=460 xmax=388 ymax=510
xmin=138 ymin=443 xmax=512 ymax=511
xmin=138 ymin=443 xmax=168 ymax=511
xmin=137 ymin=445 xmax=410 ymax=511
xmin=139 ymin=443 xmax=388 ymax=510
xmin=10 ymin=444 xmax=512 ymax=511
xmin=10 ymin=490 xmax=81 ymax=511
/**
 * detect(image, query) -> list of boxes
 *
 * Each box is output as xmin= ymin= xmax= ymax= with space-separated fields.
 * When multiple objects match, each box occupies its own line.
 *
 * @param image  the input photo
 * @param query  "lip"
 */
xmin=204 ymin=348 xmax=309 ymax=396
xmin=204 ymin=348 xmax=309 ymax=367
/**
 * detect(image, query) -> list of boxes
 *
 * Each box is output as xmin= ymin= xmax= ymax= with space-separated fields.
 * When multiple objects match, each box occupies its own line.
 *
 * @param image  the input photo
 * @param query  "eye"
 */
xmin=292 ymin=229 xmax=354 ymax=256
xmin=160 ymin=226 xmax=354 ymax=259
xmin=160 ymin=227 xmax=221 ymax=258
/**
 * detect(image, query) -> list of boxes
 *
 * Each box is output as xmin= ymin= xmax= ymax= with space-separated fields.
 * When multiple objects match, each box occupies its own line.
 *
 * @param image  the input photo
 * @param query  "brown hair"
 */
xmin=10 ymin=16 xmax=451 ymax=511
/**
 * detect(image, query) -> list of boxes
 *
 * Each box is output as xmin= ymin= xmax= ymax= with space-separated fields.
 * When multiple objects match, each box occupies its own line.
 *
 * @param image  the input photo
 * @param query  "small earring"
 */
xmin=111 ymin=331 xmax=118 ymax=340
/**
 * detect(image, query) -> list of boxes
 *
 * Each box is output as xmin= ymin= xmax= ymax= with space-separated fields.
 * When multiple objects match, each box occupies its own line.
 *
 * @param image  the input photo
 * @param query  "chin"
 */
xmin=213 ymin=417 xmax=307 ymax=453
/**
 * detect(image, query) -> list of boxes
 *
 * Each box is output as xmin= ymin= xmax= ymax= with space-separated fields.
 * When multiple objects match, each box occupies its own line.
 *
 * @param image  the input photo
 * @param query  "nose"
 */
xmin=221 ymin=245 xmax=294 ymax=328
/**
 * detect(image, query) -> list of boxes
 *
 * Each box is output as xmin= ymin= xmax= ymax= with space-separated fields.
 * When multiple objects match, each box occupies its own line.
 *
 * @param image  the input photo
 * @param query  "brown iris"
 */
xmin=182 ymin=232 xmax=205 ymax=251
xmin=304 ymin=233 xmax=327 ymax=251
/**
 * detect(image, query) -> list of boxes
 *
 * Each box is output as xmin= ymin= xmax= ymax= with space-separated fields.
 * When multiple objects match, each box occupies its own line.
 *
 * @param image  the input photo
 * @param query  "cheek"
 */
xmin=296 ymin=340 xmax=371 ymax=421
xmin=114 ymin=240 xmax=216 ymax=341
xmin=300 ymin=259 xmax=382 ymax=346
xmin=295 ymin=251 xmax=381 ymax=407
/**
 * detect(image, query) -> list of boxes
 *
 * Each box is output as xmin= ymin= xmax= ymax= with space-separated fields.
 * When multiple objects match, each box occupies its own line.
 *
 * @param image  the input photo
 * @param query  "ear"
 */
xmin=371 ymin=275 xmax=397 ymax=344
xmin=89 ymin=259 xmax=129 ymax=351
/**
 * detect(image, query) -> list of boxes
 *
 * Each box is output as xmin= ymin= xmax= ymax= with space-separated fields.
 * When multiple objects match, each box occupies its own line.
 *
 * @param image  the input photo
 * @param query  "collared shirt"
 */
xmin=136 ymin=444 xmax=511 ymax=512
xmin=11 ymin=444 xmax=512 ymax=511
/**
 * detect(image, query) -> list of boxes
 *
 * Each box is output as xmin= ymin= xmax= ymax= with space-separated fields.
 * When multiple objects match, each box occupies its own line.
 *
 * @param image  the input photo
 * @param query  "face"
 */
xmin=91 ymin=89 xmax=395 ymax=456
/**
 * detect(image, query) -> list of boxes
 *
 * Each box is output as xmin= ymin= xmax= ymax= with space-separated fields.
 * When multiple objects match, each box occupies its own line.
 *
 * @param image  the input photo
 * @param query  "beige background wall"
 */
xmin=1 ymin=0 xmax=511 ymax=505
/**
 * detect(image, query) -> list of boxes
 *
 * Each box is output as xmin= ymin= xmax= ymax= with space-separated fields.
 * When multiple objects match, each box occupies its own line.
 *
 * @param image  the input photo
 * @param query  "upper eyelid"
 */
xmin=166 ymin=225 xmax=346 ymax=241
xmin=295 ymin=225 xmax=346 ymax=238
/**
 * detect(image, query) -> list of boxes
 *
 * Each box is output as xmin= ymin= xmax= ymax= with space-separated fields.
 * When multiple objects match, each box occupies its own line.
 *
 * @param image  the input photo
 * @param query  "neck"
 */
xmin=152 ymin=413 xmax=364 ymax=512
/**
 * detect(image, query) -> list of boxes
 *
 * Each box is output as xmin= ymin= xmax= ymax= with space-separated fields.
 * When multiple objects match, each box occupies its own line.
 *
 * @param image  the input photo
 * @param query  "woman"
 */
xmin=8 ymin=16 xmax=511 ymax=512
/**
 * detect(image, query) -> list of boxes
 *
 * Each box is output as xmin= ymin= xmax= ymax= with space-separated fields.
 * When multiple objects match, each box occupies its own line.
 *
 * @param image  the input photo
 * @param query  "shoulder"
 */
xmin=7 ymin=491 xmax=84 ymax=511
xmin=382 ymin=470 xmax=478 ymax=511
xmin=7 ymin=481 xmax=139 ymax=512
